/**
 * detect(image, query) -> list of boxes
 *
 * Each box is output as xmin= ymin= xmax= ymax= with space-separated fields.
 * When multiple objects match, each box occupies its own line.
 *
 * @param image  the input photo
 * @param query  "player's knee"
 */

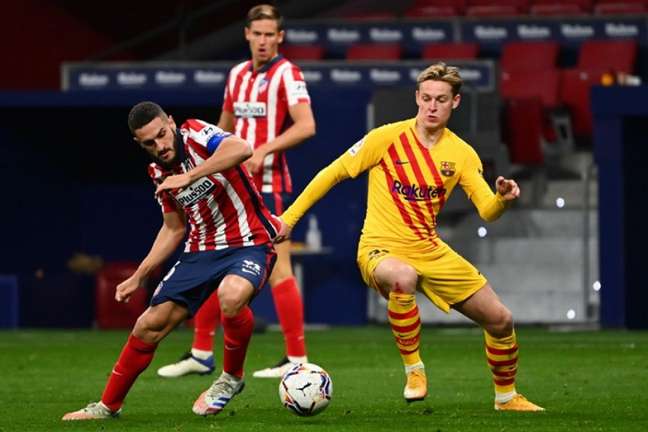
xmin=388 ymin=266 xmax=418 ymax=294
xmin=375 ymin=260 xmax=418 ymax=294
xmin=490 ymin=308 xmax=513 ymax=337
xmin=218 ymin=279 xmax=251 ymax=318
xmin=133 ymin=312 xmax=167 ymax=343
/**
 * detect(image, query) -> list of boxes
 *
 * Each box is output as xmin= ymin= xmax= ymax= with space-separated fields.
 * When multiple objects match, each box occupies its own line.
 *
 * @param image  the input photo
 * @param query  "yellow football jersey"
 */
xmin=339 ymin=118 xmax=504 ymax=252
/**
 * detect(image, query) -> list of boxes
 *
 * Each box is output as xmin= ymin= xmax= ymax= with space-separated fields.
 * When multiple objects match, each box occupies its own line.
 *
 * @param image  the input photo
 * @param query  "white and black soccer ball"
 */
xmin=278 ymin=362 xmax=332 ymax=416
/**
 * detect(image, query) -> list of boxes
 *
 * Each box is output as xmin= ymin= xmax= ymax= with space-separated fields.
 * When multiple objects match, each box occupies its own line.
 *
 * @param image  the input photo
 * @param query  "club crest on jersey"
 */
xmin=233 ymin=101 xmax=267 ymax=118
xmin=175 ymin=177 xmax=216 ymax=207
xmin=258 ymin=78 xmax=269 ymax=93
xmin=440 ymin=161 xmax=456 ymax=177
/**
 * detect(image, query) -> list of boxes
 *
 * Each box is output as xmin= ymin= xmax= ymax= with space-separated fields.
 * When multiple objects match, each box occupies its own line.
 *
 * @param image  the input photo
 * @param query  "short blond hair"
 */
xmin=416 ymin=62 xmax=462 ymax=95
xmin=246 ymin=4 xmax=283 ymax=31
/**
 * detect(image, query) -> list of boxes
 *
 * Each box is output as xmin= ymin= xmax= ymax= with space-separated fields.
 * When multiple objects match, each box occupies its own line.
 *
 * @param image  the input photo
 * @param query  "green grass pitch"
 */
xmin=1 ymin=327 xmax=647 ymax=431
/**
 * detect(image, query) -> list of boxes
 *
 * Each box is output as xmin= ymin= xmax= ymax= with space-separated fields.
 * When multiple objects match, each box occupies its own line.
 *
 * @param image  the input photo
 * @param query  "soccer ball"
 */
xmin=278 ymin=362 xmax=332 ymax=416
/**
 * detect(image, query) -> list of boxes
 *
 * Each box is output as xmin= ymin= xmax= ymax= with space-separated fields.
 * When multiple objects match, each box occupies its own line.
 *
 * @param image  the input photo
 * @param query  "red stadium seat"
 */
xmin=421 ymin=42 xmax=479 ymax=60
xmin=578 ymin=39 xmax=637 ymax=73
xmin=500 ymin=41 xmax=560 ymax=73
xmin=501 ymin=69 xmax=560 ymax=108
xmin=346 ymin=43 xmax=402 ymax=61
xmin=280 ymin=44 xmax=325 ymax=61
xmin=466 ymin=0 xmax=529 ymax=16
xmin=530 ymin=0 xmax=592 ymax=15
xmin=95 ymin=262 xmax=154 ymax=329
xmin=404 ymin=0 xmax=466 ymax=17
xmin=594 ymin=1 xmax=647 ymax=15
xmin=559 ymin=68 xmax=607 ymax=137
xmin=504 ymin=98 xmax=545 ymax=165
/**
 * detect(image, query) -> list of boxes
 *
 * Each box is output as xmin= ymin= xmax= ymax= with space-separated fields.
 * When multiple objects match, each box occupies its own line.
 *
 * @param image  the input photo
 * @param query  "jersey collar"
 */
xmin=249 ymin=54 xmax=284 ymax=73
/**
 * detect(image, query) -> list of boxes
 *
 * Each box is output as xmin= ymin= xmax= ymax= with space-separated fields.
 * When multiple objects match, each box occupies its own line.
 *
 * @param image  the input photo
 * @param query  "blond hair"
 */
xmin=416 ymin=62 xmax=462 ymax=95
xmin=246 ymin=4 xmax=283 ymax=31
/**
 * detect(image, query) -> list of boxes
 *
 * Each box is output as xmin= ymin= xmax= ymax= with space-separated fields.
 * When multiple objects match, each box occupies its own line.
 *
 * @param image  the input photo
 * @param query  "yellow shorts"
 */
xmin=357 ymin=240 xmax=487 ymax=313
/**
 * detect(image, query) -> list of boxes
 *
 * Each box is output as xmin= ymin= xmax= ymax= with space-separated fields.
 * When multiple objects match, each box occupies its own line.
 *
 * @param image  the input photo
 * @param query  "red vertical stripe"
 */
xmin=411 ymin=129 xmax=447 ymax=210
xmin=399 ymin=133 xmax=439 ymax=242
xmin=379 ymin=159 xmax=425 ymax=240
xmin=387 ymin=145 xmax=433 ymax=238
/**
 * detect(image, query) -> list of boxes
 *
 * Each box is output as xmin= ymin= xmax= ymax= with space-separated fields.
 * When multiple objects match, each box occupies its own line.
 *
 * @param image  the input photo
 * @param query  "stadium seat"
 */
xmin=594 ymin=0 xmax=647 ymax=15
xmin=559 ymin=68 xmax=607 ymax=137
xmin=577 ymin=39 xmax=637 ymax=73
xmin=280 ymin=44 xmax=325 ymax=61
xmin=501 ymin=69 xmax=560 ymax=108
xmin=404 ymin=0 xmax=466 ymax=17
xmin=95 ymin=262 xmax=153 ymax=329
xmin=466 ymin=0 xmax=529 ymax=16
xmin=421 ymin=42 xmax=479 ymax=60
xmin=530 ymin=0 xmax=593 ymax=15
xmin=504 ymin=98 xmax=545 ymax=165
xmin=500 ymin=41 xmax=560 ymax=73
xmin=321 ymin=0 xmax=399 ymax=19
xmin=346 ymin=43 xmax=402 ymax=61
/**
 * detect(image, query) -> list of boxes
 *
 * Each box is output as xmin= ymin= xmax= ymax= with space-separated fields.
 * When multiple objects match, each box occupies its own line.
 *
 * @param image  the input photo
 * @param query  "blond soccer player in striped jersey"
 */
xmin=275 ymin=62 xmax=544 ymax=412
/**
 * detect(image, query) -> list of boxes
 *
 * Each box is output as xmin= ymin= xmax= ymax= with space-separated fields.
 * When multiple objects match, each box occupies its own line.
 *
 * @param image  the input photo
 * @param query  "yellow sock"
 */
xmin=388 ymin=292 xmax=422 ymax=367
xmin=484 ymin=330 xmax=518 ymax=399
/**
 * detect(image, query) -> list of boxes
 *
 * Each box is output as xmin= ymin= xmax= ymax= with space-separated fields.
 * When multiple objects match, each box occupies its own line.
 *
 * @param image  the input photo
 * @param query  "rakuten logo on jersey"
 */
xmin=176 ymin=177 xmax=216 ymax=207
xmin=233 ymin=102 xmax=267 ymax=118
xmin=392 ymin=180 xmax=446 ymax=201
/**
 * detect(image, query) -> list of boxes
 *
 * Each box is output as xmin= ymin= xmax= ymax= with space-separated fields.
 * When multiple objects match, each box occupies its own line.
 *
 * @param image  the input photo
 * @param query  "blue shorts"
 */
xmin=150 ymin=245 xmax=276 ymax=317
xmin=263 ymin=192 xmax=292 ymax=216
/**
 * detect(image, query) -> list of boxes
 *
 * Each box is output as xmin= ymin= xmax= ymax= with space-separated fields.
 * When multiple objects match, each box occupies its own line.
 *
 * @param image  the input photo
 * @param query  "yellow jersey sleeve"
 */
xmin=281 ymin=158 xmax=350 ymax=228
xmin=459 ymin=146 xmax=507 ymax=222
xmin=339 ymin=126 xmax=394 ymax=178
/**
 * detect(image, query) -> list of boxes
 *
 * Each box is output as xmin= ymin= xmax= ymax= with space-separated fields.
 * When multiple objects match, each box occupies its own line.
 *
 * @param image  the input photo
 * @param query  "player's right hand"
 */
xmin=115 ymin=274 xmax=141 ymax=303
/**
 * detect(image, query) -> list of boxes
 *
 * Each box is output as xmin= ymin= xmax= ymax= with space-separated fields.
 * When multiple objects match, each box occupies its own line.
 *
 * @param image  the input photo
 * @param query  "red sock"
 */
xmin=101 ymin=334 xmax=157 ymax=412
xmin=221 ymin=306 xmax=254 ymax=378
xmin=192 ymin=291 xmax=221 ymax=351
xmin=272 ymin=276 xmax=306 ymax=357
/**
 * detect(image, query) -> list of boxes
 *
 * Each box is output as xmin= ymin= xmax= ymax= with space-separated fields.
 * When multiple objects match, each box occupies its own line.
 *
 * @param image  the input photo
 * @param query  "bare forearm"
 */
xmin=135 ymin=225 xmax=185 ymax=278
xmin=258 ymin=121 xmax=315 ymax=155
xmin=188 ymin=139 xmax=251 ymax=182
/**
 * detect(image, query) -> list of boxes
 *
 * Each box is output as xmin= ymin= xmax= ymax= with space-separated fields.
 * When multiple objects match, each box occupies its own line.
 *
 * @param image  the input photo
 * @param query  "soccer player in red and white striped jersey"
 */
xmin=157 ymin=4 xmax=316 ymax=380
xmin=62 ymin=102 xmax=283 ymax=420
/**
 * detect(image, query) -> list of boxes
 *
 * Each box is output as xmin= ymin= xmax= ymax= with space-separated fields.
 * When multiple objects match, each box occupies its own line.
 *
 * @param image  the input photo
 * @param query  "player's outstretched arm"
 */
xmin=281 ymin=157 xmax=350 ymax=230
xmin=115 ymin=209 xmax=186 ymax=302
xmin=156 ymin=136 xmax=252 ymax=194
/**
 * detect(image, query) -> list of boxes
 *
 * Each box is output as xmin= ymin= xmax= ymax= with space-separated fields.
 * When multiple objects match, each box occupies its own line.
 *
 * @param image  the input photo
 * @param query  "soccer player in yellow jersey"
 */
xmin=275 ymin=62 xmax=544 ymax=412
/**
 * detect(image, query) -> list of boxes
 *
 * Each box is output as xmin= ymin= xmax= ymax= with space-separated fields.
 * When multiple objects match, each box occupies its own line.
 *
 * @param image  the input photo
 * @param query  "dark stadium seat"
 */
xmin=280 ymin=44 xmax=325 ymax=61
xmin=559 ymin=68 xmax=607 ymax=137
xmin=501 ymin=69 xmax=560 ymax=108
xmin=466 ymin=0 xmax=530 ymax=16
xmin=578 ymin=39 xmax=637 ymax=73
xmin=594 ymin=0 xmax=647 ymax=15
xmin=504 ymin=98 xmax=545 ymax=165
xmin=95 ymin=262 xmax=152 ymax=329
xmin=346 ymin=43 xmax=402 ymax=61
xmin=421 ymin=42 xmax=479 ymax=60
xmin=530 ymin=0 xmax=593 ymax=15
xmin=500 ymin=41 xmax=560 ymax=73
xmin=404 ymin=0 xmax=466 ymax=17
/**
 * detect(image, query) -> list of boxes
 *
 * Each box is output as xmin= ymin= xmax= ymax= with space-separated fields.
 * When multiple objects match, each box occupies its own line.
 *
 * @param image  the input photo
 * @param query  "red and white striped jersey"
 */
xmin=148 ymin=119 xmax=281 ymax=253
xmin=222 ymin=55 xmax=311 ymax=194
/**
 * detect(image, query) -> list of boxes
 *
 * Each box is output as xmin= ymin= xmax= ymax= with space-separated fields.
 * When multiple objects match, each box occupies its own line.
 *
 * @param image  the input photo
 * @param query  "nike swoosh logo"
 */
xmin=395 ymin=160 xmax=409 ymax=165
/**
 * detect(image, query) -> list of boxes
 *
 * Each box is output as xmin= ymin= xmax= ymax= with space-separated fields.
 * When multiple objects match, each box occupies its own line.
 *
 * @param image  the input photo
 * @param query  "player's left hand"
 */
xmin=495 ymin=176 xmax=520 ymax=201
xmin=156 ymin=173 xmax=191 ymax=194
xmin=272 ymin=216 xmax=292 ymax=244
xmin=244 ymin=148 xmax=267 ymax=174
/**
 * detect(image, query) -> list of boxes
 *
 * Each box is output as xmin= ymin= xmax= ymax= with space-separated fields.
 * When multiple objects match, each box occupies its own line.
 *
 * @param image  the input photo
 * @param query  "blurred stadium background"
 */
xmin=3 ymin=2 xmax=648 ymax=431
xmin=2 ymin=0 xmax=648 ymax=332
